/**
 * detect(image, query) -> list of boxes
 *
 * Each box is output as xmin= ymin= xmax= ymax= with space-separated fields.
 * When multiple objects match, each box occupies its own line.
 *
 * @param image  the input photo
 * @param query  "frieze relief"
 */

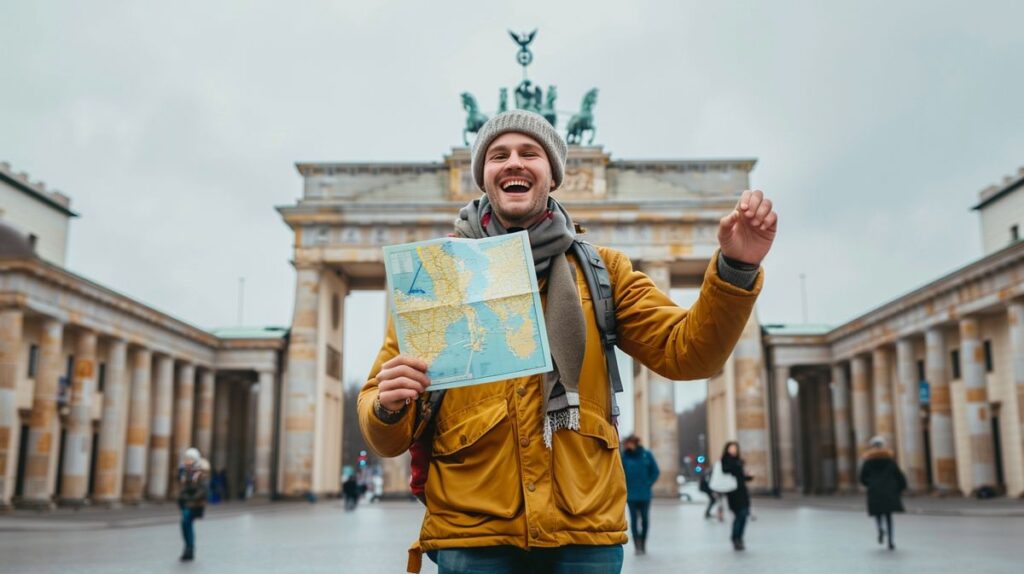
xmin=302 ymin=225 xmax=454 ymax=247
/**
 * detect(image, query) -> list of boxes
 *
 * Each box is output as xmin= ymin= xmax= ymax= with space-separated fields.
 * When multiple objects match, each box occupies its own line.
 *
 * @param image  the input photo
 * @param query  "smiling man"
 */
xmin=359 ymin=109 xmax=778 ymax=574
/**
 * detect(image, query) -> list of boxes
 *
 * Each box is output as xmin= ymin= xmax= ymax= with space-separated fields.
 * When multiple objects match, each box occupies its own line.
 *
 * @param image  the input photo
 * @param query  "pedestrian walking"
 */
xmin=359 ymin=110 xmax=777 ymax=573
xmin=343 ymin=474 xmax=361 ymax=510
xmin=621 ymin=435 xmax=660 ymax=555
xmin=716 ymin=441 xmax=753 ymax=550
xmin=859 ymin=436 xmax=907 ymax=550
xmin=177 ymin=447 xmax=209 ymax=562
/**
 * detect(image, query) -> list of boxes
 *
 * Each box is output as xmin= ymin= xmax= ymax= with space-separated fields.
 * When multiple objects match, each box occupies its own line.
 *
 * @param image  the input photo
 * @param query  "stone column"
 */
xmin=816 ymin=376 xmax=837 ymax=491
xmin=254 ymin=370 xmax=275 ymax=496
xmin=0 ymin=309 xmax=23 ymax=508
xmin=925 ymin=327 xmax=956 ymax=491
xmin=895 ymin=338 xmax=925 ymax=490
xmin=773 ymin=365 xmax=796 ymax=491
xmin=871 ymin=347 xmax=895 ymax=449
xmin=94 ymin=339 xmax=128 ymax=505
xmin=59 ymin=330 xmax=98 ymax=505
xmin=638 ymin=261 xmax=678 ymax=496
xmin=122 ymin=348 xmax=151 ymax=503
xmin=830 ymin=363 xmax=854 ymax=491
xmin=282 ymin=265 xmax=322 ymax=496
xmin=850 ymin=355 xmax=872 ymax=456
xmin=212 ymin=378 xmax=231 ymax=473
xmin=959 ymin=317 xmax=996 ymax=491
xmin=169 ymin=363 xmax=195 ymax=497
xmin=193 ymin=369 xmax=215 ymax=458
xmin=146 ymin=355 xmax=174 ymax=500
xmin=733 ymin=314 xmax=770 ymax=491
xmin=22 ymin=318 xmax=63 ymax=508
xmin=381 ymin=452 xmax=412 ymax=498
xmin=632 ymin=366 xmax=650 ymax=447
xmin=1007 ymin=303 xmax=1024 ymax=495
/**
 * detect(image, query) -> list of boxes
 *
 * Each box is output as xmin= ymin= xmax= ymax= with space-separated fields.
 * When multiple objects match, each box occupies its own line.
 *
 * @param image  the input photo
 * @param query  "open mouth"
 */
xmin=500 ymin=178 xmax=533 ymax=193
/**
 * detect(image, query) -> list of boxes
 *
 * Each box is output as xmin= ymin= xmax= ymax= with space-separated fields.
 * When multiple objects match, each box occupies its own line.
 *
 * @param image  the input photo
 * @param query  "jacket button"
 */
xmin=459 ymin=435 xmax=467 ymax=445
xmin=519 ymin=437 xmax=528 ymax=447
xmin=517 ymin=387 xmax=526 ymax=397
xmin=527 ymin=482 xmax=536 ymax=492
xmin=530 ymin=528 xmax=540 ymax=538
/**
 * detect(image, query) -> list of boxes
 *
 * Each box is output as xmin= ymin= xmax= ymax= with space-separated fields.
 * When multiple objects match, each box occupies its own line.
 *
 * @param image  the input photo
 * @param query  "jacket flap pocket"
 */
xmin=577 ymin=400 xmax=619 ymax=449
xmin=433 ymin=395 xmax=509 ymax=457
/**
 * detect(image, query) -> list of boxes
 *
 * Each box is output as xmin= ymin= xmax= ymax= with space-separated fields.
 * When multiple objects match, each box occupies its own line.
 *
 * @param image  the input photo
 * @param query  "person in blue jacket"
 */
xmin=622 ymin=434 xmax=660 ymax=555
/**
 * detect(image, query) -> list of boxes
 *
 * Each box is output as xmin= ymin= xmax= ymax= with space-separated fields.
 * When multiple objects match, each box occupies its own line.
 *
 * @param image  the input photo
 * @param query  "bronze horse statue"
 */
xmin=461 ymin=92 xmax=489 ymax=145
xmin=566 ymin=88 xmax=598 ymax=145
xmin=541 ymin=85 xmax=557 ymax=127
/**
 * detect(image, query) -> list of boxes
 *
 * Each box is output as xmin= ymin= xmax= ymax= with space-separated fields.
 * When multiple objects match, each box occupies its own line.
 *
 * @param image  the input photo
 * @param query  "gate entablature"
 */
xmin=280 ymin=148 xmax=755 ymax=289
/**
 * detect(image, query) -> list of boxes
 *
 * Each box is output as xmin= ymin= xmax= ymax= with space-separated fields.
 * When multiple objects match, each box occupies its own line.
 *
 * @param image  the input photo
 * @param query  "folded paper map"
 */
xmin=383 ymin=232 xmax=552 ymax=390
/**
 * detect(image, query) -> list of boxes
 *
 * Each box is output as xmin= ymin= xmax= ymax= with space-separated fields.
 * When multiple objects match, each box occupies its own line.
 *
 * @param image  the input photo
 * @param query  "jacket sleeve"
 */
xmin=604 ymin=247 xmax=762 ymax=380
xmin=357 ymin=316 xmax=416 ymax=457
xmin=859 ymin=462 xmax=869 ymax=487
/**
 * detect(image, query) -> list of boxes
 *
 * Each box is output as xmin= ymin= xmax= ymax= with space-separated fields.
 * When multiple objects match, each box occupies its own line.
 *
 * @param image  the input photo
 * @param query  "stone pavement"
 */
xmin=759 ymin=492 xmax=1024 ymax=517
xmin=0 ymin=497 xmax=1020 ymax=573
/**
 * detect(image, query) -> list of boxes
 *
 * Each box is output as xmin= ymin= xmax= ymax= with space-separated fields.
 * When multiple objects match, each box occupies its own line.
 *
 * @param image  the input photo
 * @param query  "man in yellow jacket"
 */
xmin=359 ymin=109 xmax=777 ymax=573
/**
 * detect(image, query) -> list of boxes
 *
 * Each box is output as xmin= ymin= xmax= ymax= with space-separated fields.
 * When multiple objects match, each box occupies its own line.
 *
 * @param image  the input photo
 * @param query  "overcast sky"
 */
xmin=3 ymin=1 xmax=1023 ymax=393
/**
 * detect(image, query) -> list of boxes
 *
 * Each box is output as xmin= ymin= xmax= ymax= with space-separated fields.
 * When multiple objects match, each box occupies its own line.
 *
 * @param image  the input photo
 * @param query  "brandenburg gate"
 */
xmin=275 ymin=31 xmax=771 ymax=498
xmin=276 ymin=145 xmax=768 ymax=498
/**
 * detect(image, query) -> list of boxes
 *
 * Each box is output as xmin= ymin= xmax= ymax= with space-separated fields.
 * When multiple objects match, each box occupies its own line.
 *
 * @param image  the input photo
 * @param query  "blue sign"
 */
xmin=919 ymin=380 xmax=930 ymax=405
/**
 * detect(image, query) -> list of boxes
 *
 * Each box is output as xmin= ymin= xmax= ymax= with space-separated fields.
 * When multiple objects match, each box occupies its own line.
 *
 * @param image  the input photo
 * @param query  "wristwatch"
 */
xmin=374 ymin=395 xmax=409 ymax=424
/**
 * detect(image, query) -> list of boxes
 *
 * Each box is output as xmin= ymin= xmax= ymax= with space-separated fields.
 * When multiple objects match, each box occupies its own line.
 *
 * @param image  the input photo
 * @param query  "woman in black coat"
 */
xmin=719 ymin=441 xmax=754 ymax=551
xmin=858 ymin=436 xmax=907 ymax=550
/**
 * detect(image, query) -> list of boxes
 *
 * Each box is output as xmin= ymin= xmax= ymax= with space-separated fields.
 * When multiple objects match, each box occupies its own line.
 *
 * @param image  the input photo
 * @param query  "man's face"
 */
xmin=481 ymin=132 xmax=554 ymax=228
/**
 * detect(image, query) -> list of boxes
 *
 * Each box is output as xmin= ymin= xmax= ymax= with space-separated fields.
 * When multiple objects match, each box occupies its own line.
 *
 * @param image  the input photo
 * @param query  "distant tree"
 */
xmin=676 ymin=401 xmax=707 ymax=477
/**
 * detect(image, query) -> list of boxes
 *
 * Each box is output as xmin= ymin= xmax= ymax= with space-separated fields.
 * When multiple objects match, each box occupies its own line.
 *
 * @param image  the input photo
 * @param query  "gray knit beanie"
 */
xmin=471 ymin=109 xmax=567 ymax=192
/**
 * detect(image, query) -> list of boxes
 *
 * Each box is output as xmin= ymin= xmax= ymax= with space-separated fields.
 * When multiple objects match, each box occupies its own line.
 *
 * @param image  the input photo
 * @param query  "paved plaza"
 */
xmin=1 ymin=498 xmax=1020 ymax=573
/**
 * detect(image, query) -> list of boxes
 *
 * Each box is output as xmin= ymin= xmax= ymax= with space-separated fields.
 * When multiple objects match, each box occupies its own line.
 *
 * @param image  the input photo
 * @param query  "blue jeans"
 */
xmin=437 ymin=545 xmax=624 ymax=574
xmin=731 ymin=507 xmax=749 ymax=541
xmin=180 ymin=508 xmax=196 ymax=550
xmin=627 ymin=500 xmax=651 ymax=540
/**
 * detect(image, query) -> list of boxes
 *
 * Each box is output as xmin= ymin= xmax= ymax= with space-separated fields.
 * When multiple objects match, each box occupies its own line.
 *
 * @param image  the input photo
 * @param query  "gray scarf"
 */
xmin=454 ymin=196 xmax=585 ymax=448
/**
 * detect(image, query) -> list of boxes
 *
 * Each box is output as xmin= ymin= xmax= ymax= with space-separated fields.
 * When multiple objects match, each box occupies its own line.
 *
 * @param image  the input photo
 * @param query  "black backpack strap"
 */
xmin=571 ymin=240 xmax=623 ymax=418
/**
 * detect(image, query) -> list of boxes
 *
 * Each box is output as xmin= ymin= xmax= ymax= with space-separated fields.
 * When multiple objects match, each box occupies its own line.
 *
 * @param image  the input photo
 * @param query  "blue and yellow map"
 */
xmin=383 ymin=232 xmax=552 ymax=390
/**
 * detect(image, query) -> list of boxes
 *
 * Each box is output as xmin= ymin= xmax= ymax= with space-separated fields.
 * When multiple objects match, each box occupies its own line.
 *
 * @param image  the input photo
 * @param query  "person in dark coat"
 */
xmin=720 ymin=441 xmax=754 ymax=551
xmin=859 ymin=436 xmax=907 ymax=550
xmin=343 ymin=474 xmax=361 ymax=510
xmin=177 ymin=447 xmax=209 ymax=562
xmin=621 ymin=435 xmax=660 ymax=555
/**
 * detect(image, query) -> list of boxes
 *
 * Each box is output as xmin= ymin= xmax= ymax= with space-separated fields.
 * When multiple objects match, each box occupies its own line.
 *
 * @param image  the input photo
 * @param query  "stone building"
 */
xmin=0 ymin=162 xmax=286 ymax=509
xmin=762 ymin=166 xmax=1024 ymax=497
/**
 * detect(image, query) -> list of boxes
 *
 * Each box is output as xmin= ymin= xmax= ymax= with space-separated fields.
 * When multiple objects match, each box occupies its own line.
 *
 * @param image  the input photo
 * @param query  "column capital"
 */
xmin=0 ymin=294 xmax=29 ymax=311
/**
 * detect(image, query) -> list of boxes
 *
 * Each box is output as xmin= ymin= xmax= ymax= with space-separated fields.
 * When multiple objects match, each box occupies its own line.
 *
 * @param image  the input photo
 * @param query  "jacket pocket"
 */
xmin=551 ymin=401 xmax=626 ymax=518
xmin=427 ymin=395 xmax=522 ymax=518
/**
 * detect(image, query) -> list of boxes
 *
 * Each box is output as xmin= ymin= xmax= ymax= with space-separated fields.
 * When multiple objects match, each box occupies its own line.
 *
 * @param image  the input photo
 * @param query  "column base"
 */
xmin=56 ymin=497 xmax=89 ymax=509
xmin=92 ymin=499 xmax=123 ymax=509
xmin=14 ymin=499 xmax=56 ymax=511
